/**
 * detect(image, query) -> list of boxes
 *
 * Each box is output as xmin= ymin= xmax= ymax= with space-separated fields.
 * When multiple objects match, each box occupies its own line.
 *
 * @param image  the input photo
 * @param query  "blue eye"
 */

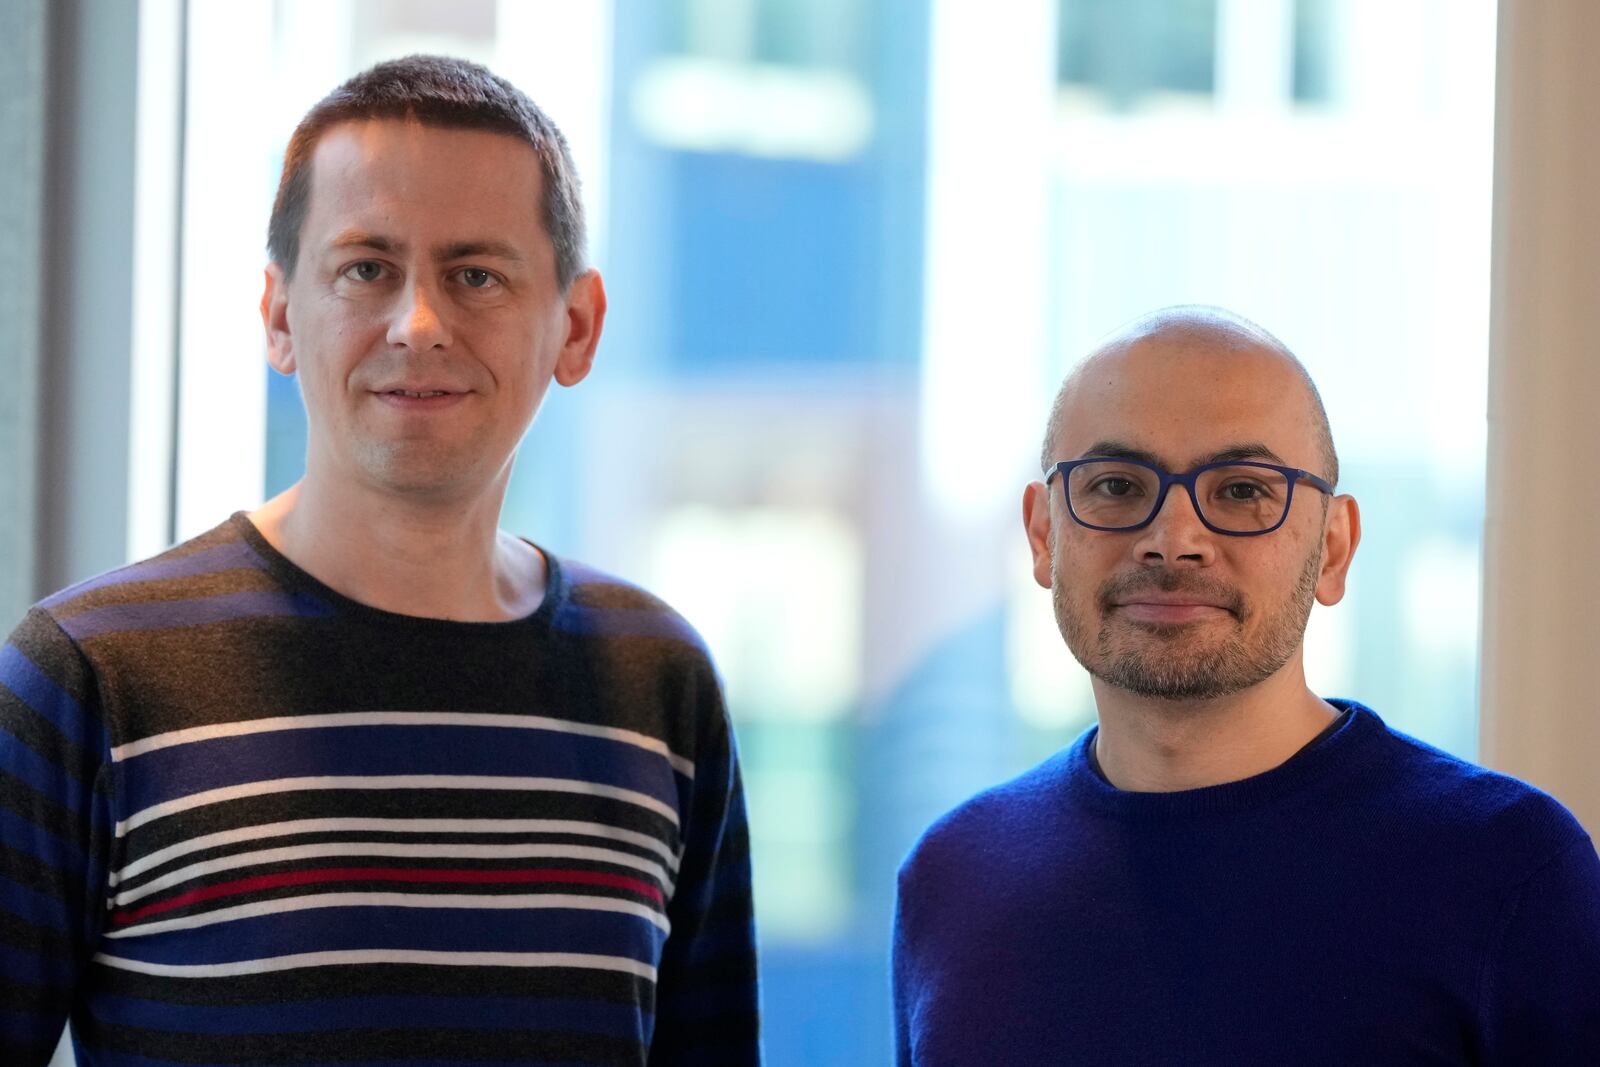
xmin=459 ymin=268 xmax=496 ymax=289
xmin=345 ymin=261 xmax=384 ymax=282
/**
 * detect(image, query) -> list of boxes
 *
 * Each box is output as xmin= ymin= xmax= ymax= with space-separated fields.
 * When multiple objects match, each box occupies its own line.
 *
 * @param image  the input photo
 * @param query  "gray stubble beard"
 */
xmin=1051 ymin=547 xmax=1322 ymax=702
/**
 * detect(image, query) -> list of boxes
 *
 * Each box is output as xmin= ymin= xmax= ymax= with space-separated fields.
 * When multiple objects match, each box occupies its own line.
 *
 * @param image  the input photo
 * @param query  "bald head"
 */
xmin=1041 ymin=306 xmax=1339 ymax=487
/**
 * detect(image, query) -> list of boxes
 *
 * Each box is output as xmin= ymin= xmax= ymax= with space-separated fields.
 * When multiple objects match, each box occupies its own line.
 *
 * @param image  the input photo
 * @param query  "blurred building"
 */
xmin=42 ymin=1 xmax=1499 ymax=1063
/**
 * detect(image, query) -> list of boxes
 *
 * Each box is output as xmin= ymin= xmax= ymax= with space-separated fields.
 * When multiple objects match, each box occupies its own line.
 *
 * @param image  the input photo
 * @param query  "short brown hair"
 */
xmin=266 ymin=54 xmax=586 ymax=288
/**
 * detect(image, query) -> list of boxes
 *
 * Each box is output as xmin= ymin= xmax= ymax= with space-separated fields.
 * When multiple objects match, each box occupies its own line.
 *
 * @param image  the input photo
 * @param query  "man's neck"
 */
xmin=1089 ymin=664 xmax=1338 ymax=792
xmin=248 ymin=475 xmax=547 ymax=623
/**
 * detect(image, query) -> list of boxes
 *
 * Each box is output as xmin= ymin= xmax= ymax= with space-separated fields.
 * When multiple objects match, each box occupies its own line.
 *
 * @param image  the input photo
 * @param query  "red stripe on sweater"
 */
xmin=114 ymin=866 xmax=664 ymax=925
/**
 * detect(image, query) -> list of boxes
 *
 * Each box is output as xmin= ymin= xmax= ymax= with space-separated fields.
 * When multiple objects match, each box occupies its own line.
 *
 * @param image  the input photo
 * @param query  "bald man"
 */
xmin=892 ymin=307 xmax=1600 ymax=1065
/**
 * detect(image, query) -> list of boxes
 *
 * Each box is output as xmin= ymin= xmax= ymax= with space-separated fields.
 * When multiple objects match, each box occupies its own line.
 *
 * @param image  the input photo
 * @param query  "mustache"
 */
xmin=1096 ymin=569 xmax=1246 ymax=619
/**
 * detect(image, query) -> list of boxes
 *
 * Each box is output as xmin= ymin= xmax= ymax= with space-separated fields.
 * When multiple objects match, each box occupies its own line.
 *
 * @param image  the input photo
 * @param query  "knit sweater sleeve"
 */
xmin=0 ymin=608 xmax=117 ymax=1065
xmin=1478 ymin=833 xmax=1600 ymax=1064
xmin=647 ymin=688 xmax=760 ymax=1065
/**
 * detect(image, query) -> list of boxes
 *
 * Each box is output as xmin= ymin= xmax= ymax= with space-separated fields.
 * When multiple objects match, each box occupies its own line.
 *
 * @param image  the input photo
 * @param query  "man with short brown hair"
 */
xmin=0 ymin=55 xmax=759 ymax=1066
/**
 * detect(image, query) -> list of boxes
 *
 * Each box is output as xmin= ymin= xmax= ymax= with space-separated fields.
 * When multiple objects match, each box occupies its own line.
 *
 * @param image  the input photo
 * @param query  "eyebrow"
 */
xmin=1078 ymin=440 xmax=1288 ymax=468
xmin=326 ymin=230 xmax=525 ymax=263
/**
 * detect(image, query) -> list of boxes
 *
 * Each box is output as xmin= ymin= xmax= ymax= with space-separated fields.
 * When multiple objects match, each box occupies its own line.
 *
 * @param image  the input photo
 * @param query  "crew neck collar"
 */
xmin=228 ymin=511 xmax=566 ymax=632
xmin=1065 ymin=698 xmax=1381 ymax=818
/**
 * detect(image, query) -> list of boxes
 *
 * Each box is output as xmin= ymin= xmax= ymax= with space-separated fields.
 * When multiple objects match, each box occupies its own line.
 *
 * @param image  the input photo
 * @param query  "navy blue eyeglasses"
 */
xmin=1045 ymin=457 xmax=1336 ymax=536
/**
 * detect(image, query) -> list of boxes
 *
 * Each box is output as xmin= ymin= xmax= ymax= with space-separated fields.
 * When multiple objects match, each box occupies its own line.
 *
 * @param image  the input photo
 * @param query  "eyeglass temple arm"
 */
xmin=1297 ymin=470 xmax=1336 ymax=495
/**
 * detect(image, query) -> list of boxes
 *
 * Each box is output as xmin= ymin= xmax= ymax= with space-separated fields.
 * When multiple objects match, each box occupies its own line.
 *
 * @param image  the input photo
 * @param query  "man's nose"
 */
xmin=1130 ymin=482 xmax=1215 ymax=566
xmin=387 ymin=280 xmax=452 ymax=351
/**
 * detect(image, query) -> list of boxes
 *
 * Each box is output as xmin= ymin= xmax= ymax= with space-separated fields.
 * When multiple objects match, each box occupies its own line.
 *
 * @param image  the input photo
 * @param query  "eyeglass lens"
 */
xmin=1066 ymin=462 xmax=1292 ymax=532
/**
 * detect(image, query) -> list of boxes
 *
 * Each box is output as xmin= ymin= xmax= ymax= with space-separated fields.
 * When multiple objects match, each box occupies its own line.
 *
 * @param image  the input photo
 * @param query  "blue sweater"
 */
xmin=893 ymin=701 xmax=1600 ymax=1065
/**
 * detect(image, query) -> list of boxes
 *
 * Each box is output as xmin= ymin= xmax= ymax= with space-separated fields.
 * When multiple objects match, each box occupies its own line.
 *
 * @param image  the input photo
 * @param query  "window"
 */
xmin=174 ymin=3 xmax=1496 ymax=1061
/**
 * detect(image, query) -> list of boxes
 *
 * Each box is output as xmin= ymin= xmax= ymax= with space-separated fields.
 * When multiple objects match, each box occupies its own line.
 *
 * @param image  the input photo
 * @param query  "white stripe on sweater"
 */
xmin=104 ymin=891 xmax=671 ymax=938
xmin=116 ymin=776 xmax=679 ymax=837
xmin=94 ymin=947 xmax=658 ymax=980
xmin=111 ymin=710 xmax=695 ymax=778
xmin=111 ymin=816 xmax=679 ymax=885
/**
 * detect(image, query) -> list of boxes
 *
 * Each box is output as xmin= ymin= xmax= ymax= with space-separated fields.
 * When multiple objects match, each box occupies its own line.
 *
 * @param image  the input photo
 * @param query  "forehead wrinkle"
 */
xmin=1079 ymin=439 xmax=1288 ymax=471
xmin=319 ymin=230 xmax=526 ymax=265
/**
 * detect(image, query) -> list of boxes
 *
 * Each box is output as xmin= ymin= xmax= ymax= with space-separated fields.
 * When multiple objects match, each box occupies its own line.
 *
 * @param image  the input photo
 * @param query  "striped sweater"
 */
xmin=0 ymin=515 xmax=759 ymax=1066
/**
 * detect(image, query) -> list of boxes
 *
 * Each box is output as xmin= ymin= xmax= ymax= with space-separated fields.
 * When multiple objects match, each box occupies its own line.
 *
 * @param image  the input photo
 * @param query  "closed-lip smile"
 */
xmin=1110 ymin=590 xmax=1238 ymax=623
xmin=1114 ymin=592 xmax=1228 ymax=608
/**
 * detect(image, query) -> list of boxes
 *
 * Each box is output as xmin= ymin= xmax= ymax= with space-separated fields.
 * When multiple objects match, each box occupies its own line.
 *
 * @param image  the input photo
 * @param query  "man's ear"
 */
xmin=553 ymin=269 xmax=607 ymax=388
xmin=262 ymin=263 xmax=296 ymax=375
xmin=1023 ymin=480 xmax=1055 ymax=589
xmin=1314 ymin=495 xmax=1361 ymax=606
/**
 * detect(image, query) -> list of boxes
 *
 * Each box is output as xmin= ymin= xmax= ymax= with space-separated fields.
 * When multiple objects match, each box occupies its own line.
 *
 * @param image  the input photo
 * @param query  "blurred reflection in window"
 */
xmin=1058 ymin=0 xmax=1217 ymax=111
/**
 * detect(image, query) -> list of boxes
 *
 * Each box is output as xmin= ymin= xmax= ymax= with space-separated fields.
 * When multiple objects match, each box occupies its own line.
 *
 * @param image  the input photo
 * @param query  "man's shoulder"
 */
xmin=2 ymin=517 xmax=266 ymax=716
xmin=36 ymin=515 xmax=268 ymax=617
xmin=31 ymin=515 xmax=279 ymax=635
xmin=541 ymin=554 xmax=734 ymax=760
xmin=1356 ymin=707 xmax=1591 ymax=879
xmin=899 ymin=740 xmax=1083 ymax=882
xmin=546 ymin=554 xmax=715 ymax=659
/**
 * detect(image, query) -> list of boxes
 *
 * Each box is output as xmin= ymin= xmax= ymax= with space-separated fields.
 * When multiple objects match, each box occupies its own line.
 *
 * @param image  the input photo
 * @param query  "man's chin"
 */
xmin=1090 ymin=657 xmax=1255 ymax=702
xmin=353 ymin=441 xmax=502 ymax=498
xmin=357 ymin=464 xmax=484 ymax=502
xmin=1083 ymin=631 xmax=1253 ymax=698
xmin=1110 ymin=682 xmax=1247 ymax=703
xmin=1114 ymin=618 xmax=1222 ymax=640
xmin=1102 ymin=609 xmax=1241 ymax=647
